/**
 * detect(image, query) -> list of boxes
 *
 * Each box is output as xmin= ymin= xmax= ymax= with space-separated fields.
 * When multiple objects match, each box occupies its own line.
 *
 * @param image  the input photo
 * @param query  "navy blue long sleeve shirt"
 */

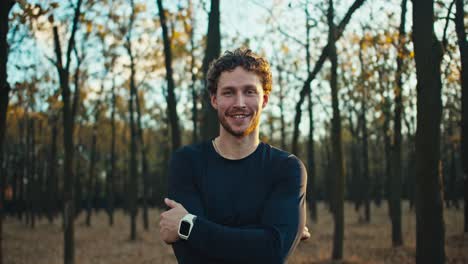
xmin=167 ymin=140 xmax=307 ymax=264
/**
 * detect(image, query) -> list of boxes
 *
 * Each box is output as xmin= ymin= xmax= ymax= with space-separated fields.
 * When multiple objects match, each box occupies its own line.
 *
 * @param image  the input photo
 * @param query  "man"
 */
xmin=159 ymin=48 xmax=308 ymax=264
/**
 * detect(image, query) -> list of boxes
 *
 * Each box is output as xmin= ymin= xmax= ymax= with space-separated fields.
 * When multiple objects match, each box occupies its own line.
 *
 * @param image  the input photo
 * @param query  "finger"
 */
xmin=164 ymin=198 xmax=179 ymax=208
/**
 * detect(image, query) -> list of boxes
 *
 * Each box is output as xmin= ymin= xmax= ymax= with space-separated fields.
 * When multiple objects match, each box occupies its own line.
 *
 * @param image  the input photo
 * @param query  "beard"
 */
xmin=218 ymin=108 xmax=261 ymax=138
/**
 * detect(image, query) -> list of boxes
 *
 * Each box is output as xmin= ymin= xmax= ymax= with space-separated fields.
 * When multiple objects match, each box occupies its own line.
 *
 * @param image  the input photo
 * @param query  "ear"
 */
xmin=210 ymin=93 xmax=218 ymax=110
xmin=262 ymin=93 xmax=269 ymax=108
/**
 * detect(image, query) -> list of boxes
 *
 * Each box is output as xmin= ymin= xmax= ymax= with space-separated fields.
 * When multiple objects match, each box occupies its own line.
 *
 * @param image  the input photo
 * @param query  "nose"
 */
xmin=233 ymin=94 xmax=247 ymax=108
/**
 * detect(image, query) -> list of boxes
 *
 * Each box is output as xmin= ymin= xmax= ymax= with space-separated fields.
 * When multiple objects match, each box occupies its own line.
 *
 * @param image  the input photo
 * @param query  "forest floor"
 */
xmin=4 ymin=201 xmax=467 ymax=264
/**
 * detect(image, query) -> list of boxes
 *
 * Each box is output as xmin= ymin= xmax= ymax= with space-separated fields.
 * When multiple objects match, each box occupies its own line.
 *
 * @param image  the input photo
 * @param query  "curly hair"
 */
xmin=206 ymin=48 xmax=272 ymax=95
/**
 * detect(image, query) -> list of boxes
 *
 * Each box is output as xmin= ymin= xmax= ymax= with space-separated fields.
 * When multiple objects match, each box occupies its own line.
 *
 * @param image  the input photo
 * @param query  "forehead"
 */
xmin=218 ymin=67 xmax=262 ymax=89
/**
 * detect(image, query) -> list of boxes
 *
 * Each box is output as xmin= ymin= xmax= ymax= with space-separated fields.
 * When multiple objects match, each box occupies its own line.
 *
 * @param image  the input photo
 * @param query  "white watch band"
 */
xmin=178 ymin=213 xmax=197 ymax=240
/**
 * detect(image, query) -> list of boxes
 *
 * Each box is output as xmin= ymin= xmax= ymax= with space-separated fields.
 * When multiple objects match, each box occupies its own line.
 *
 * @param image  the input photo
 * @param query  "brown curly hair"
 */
xmin=206 ymin=48 xmax=272 ymax=96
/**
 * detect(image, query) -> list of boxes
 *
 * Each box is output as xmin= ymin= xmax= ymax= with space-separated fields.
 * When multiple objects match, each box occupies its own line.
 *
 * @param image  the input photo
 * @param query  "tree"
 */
xmin=390 ymin=0 xmax=407 ymax=247
xmin=135 ymin=85 xmax=150 ymax=230
xmin=86 ymin=86 xmax=103 ymax=227
xmin=125 ymin=0 xmax=138 ymax=241
xmin=96 ymin=0 xmax=119 ymax=227
xmin=453 ymin=0 xmax=467 ymax=233
xmin=108 ymin=79 xmax=117 ymax=226
xmin=305 ymin=0 xmax=317 ymax=222
xmin=25 ymin=87 xmax=37 ymax=228
xmin=182 ymin=0 xmax=199 ymax=144
xmin=276 ymin=65 xmax=287 ymax=150
xmin=345 ymin=104 xmax=362 ymax=212
xmin=0 ymin=0 xmax=15 ymax=154
xmin=412 ymin=0 xmax=445 ymax=263
xmin=157 ymin=0 xmax=181 ymax=151
xmin=291 ymin=0 xmax=366 ymax=155
xmin=46 ymin=108 xmax=59 ymax=223
xmin=200 ymin=0 xmax=221 ymax=141
xmin=328 ymin=0 xmax=345 ymax=259
xmin=0 ymin=1 xmax=15 ymax=263
xmin=50 ymin=0 xmax=84 ymax=262
xmin=358 ymin=37 xmax=370 ymax=222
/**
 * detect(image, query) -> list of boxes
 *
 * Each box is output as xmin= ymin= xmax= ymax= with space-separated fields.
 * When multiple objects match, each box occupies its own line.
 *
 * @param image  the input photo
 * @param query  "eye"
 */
xmin=222 ymin=90 xmax=233 ymax=96
xmin=246 ymin=89 xmax=257 ymax=95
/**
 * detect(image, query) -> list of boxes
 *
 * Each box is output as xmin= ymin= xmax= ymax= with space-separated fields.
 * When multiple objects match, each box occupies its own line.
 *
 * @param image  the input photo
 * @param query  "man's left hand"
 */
xmin=159 ymin=198 xmax=189 ymax=244
xmin=300 ymin=225 xmax=310 ymax=241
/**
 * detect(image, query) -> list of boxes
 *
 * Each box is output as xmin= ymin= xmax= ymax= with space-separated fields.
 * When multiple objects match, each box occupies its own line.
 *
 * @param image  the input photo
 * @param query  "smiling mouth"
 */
xmin=231 ymin=114 xmax=248 ymax=119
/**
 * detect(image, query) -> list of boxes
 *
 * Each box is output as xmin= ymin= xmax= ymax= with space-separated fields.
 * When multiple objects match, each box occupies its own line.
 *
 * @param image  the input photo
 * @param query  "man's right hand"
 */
xmin=159 ymin=198 xmax=189 ymax=244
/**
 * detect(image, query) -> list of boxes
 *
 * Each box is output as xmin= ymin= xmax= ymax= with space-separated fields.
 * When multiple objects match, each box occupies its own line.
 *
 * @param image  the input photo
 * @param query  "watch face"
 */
xmin=180 ymin=220 xmax=191 ymax=236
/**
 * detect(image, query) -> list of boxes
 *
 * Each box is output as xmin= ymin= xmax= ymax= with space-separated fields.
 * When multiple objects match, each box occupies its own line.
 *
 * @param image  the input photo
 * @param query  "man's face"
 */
xmin=211 ymin=66 xmax=269 ymax=138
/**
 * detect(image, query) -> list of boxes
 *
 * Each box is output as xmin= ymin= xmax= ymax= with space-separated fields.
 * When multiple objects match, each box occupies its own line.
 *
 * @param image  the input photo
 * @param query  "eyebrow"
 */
xmin=219 ymin=84 xmax=258 ymax=90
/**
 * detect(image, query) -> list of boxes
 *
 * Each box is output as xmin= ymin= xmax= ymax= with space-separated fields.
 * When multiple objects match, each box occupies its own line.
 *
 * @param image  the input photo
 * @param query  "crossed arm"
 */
xmin=159 ymin=199 xmax=310 ymax=243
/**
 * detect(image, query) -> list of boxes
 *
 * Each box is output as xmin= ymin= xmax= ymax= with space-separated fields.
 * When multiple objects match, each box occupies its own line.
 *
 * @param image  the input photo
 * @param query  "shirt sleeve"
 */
xmin=183 ymin=155 xmax=307 ymax=264
xmin=167 ymin=148 xmax=208 ymax=263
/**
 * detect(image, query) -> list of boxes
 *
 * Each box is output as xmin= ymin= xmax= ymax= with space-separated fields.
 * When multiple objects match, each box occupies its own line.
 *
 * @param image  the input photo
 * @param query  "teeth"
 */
xmin=233 ymin=115 xmax=246 ymax=118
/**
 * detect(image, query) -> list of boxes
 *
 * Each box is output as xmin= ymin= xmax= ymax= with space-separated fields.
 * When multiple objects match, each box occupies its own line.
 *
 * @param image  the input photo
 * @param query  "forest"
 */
xmin=0 ymin=0 xmax=467 ymax=263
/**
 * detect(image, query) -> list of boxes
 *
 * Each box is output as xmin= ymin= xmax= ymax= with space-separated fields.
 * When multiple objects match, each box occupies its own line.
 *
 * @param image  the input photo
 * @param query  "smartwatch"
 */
xmin=178 ymin=214 xmax=197 ymax=240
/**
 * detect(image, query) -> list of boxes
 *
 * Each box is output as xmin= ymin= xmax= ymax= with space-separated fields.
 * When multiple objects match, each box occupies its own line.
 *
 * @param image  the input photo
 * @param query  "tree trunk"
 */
xmin=404 ymin=104 xmax=417 ymax=210
xmin=0 ymin=2 xmax=15 ymax=263
xmin=305 ymin=2 xmax=317 ymax=222
xmin=126 ymin=1 xmax=138 ymax=241
xmin=277 ymin=66 xmax=287 ymax=150
xmin=362 ymin=111 xmax=370 ymax=222
xmin=186 ymin=0 xmax=198 ymax=144
xmin=358 ymin=41 xmax=370 ymax=223
xmin=24 ymin=115 xmax=30 ymax=227
xmin=36 ymin=122 xmax=46 ymax=223
xmin=74 ymin=151 xmax=83 ymax=219
xmin=134 ymin=86 xmax=150 ymax=230
xmin=12 ymin=149 xmax=18 ymax=217
xmin=190 ymin=38 xmax=198 ymax=144
xmin=383 ymin=96 xmax=392 ymax=210
xmin=412 ymin=0 xmax=445 ymax=262
xmin=448 ymin=124 xmax=459 ymax=209
xmin=86 ymin=119 xmax=98 ymax=227
xmin=454 ymin=0 xmax=467 ymax=233
xmin=157 ymin=0 xmax=181 ymax=151
xmin=328 ymin=0 xmax=344 ymax=259
xmin=0 ymin=150 xmax=6 ymax=214
xmin=0 ymin=0 xmax=14 ymax=161
xmin=121 ymin=0 xmax=139 ymax=241
xmin=348 ymin=113 xmax=362 ymax=212
xmin=376 ymin=68 xmax=392 ymax=212
xmin=307 ymin=90 xmax=317 ymax=222
xmin=17 ymin=118 xmax=25 ymax=220
xmin=291 ymin=0 xmax=366 ymax=154
xmin=107 ymin=81 xmax=116 ymax=226
xmin=60 ymin=67 xmax=75 ymax=264
xmin=24 ymin=109 xmax=33 ymax=227
xmin=47 ymin=117 xmax=58 ymax=223
xmin=52 ymin=0 xmax=83 ymax=262
xmin=200 ymin=0 xmax=221 ymax=141
xmin=352 ymin=143 xmax=362 ymax=212
xmin=128 ymin=66 xmax=138 ymax=241
xmin=323 ymin=140 xmax=333 ymax=212
xmin=28 ymin=118 xmax=36 ymax=229
xmin=390 ymin=0 xmax=407 ymax=246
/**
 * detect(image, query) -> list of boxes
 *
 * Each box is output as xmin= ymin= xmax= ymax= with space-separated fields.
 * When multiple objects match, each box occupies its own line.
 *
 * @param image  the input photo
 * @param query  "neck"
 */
xmin=214 ymin=128 xmax=260 ymax=160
